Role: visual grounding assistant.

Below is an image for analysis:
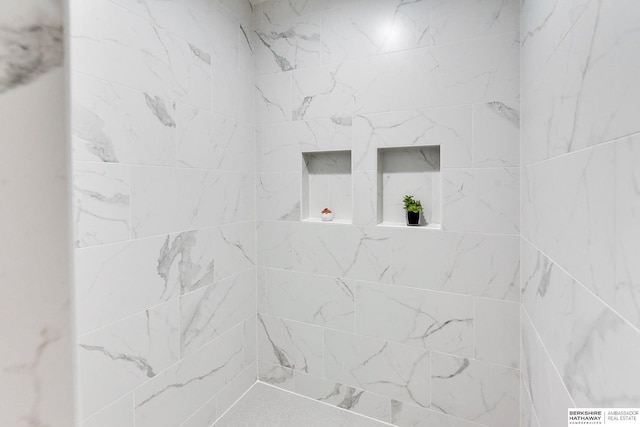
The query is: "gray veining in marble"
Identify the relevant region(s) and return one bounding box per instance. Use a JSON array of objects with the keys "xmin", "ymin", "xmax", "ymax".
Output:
[{"xmin": 0, "ymin": 24, "xmax": 63, "ymax": 93}]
